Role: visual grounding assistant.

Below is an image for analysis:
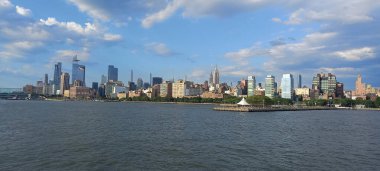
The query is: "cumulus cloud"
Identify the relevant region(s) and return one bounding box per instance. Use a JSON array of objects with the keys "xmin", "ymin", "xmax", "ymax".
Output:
[
  {"xmin": 0, "ymin": 0, "xmax": 12, "ymax": 8},
  {"xmin": 333, "ymin": 47, "xmax": 375, "ymax": 61},
  {"xmin": 15, "ymin": 5, "xmax": 31, "ymax": 16},
  {"xmin": 142, "ymin": 0, "xmax": 181, "ymax": 28},
  {"xmin": 40, "ymin": 17, "xmax": 98, "ymax": 35},
  {"xmin": 103, "ymin": 33, "xmax": 122, "ymax": 41},
  {"xmin": 145, "ymin": 42, "xmax": 176, "ymax": 57},
  {"xmin": 68, "ymin": 0, "xmax": 167, "ymax": 22},
  {"xmin": 279, "ymin": 0, "xmax": 380, "ymax": 25}
]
